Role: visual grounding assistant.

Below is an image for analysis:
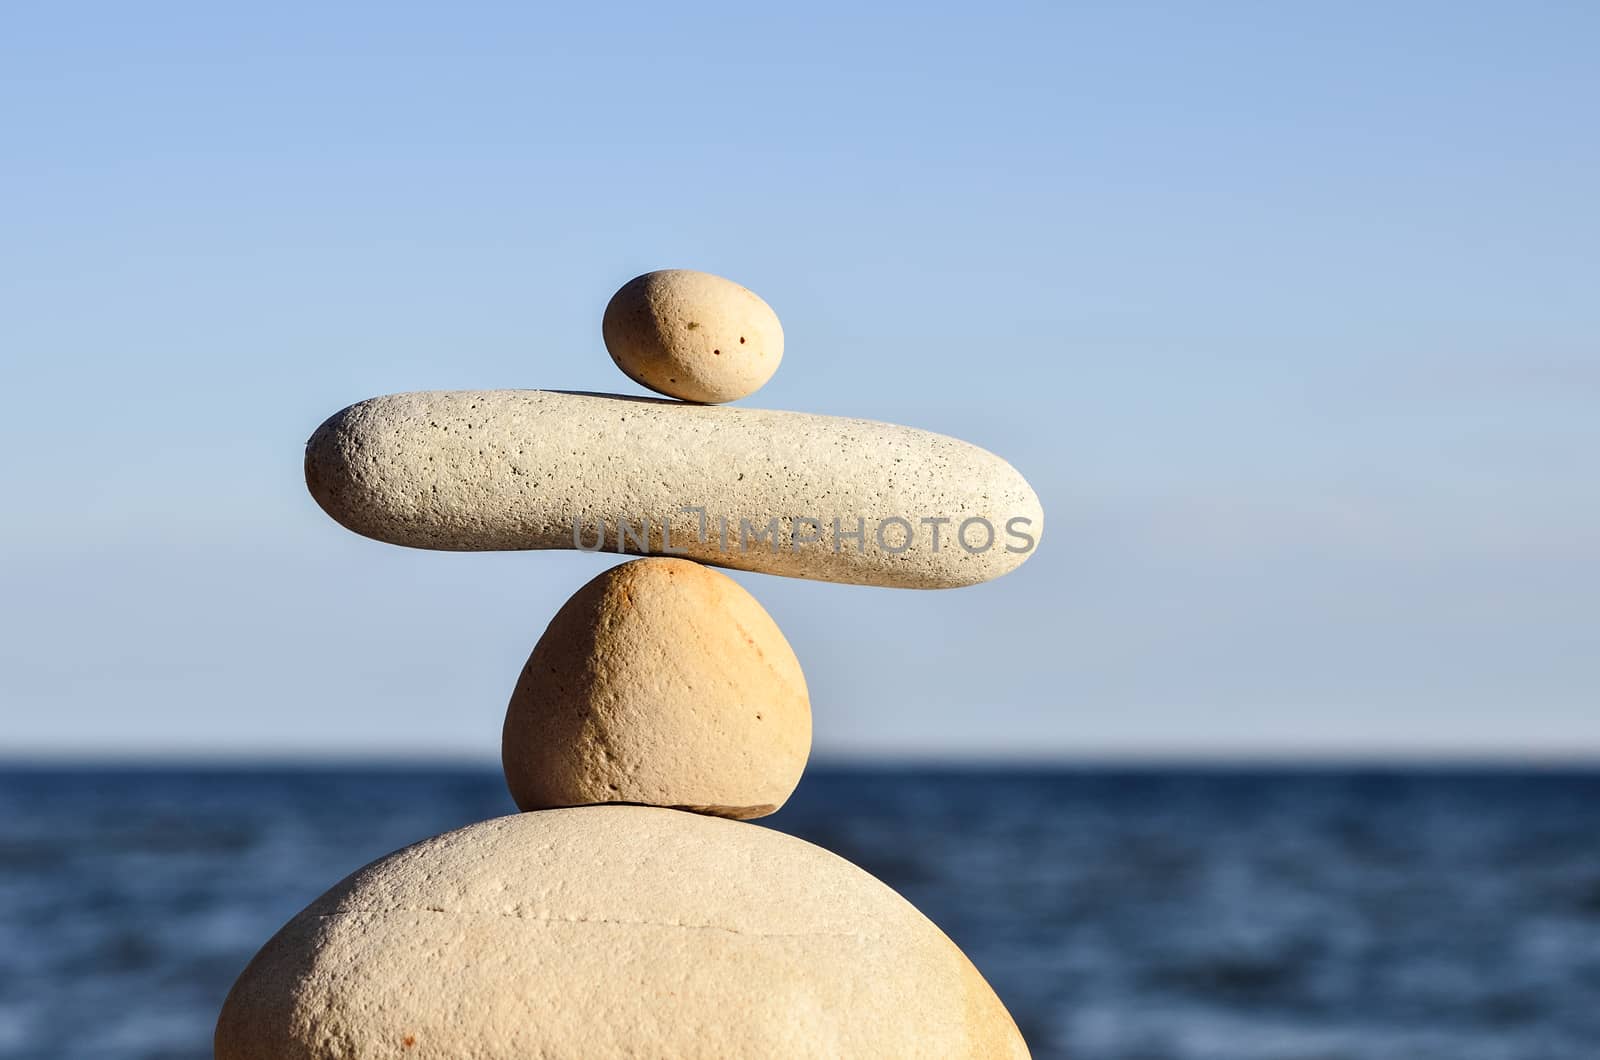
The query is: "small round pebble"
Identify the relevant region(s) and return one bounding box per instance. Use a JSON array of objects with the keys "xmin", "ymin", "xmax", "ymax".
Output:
[{"xmin": 602, "ymin": 269, "xmax": 784, "ymax": 403}]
